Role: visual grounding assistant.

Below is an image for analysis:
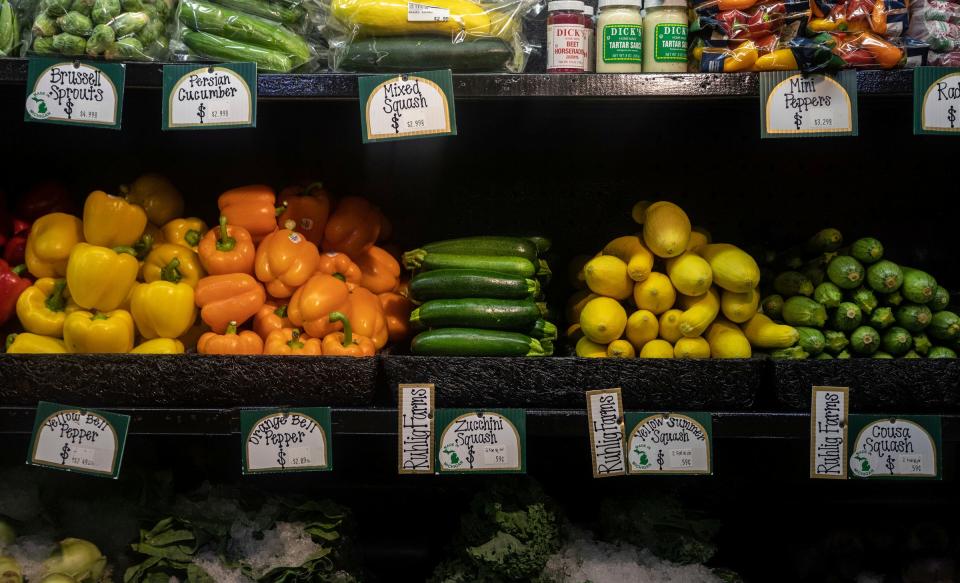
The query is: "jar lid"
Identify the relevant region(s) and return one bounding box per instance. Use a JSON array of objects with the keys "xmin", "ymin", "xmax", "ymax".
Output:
[
  {"xmin": 582, "ymin": 4, "xmax": 594, "ymax": 14},
  {"xmin": 599, "ymin": 0, "xmax": 641, "ymax": 7},
  {"xmin": 644, "ymin": 0, "xmax": 686, "ymax": 7},
  {"xmin": 548, "ymin": 0, "xmax": 585, "ymax": 10}
]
